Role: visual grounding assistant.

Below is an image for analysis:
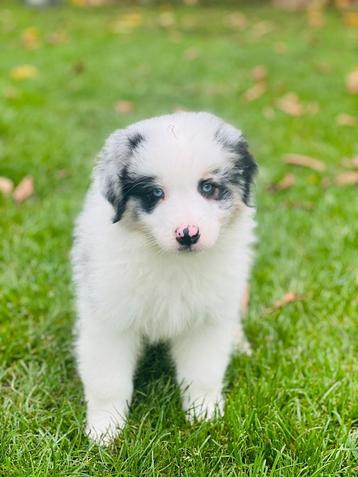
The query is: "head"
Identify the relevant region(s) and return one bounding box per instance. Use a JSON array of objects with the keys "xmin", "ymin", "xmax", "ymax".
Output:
[{"xmin": 97, "ymin": 112, "xmax": 257, "ymax": 253}]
